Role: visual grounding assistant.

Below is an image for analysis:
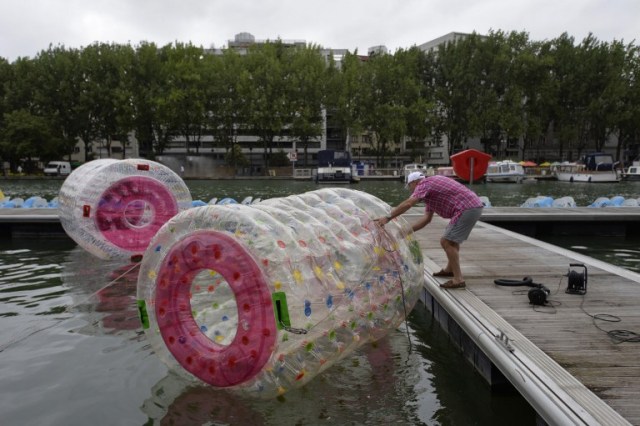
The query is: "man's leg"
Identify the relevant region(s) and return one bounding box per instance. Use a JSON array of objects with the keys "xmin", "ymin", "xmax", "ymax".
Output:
[{"xmin": 440, "ymin": 237, "xmax": 462, "ymax": 283}]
